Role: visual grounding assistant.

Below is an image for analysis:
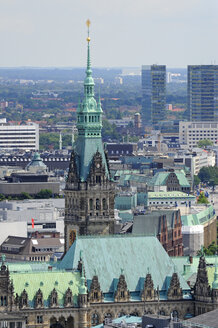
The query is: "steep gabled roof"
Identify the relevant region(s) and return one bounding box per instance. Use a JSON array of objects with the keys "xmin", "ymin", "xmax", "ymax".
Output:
[{"xmin": 59, "ymin": 235, "xmax": 190, "ymax": 293}]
